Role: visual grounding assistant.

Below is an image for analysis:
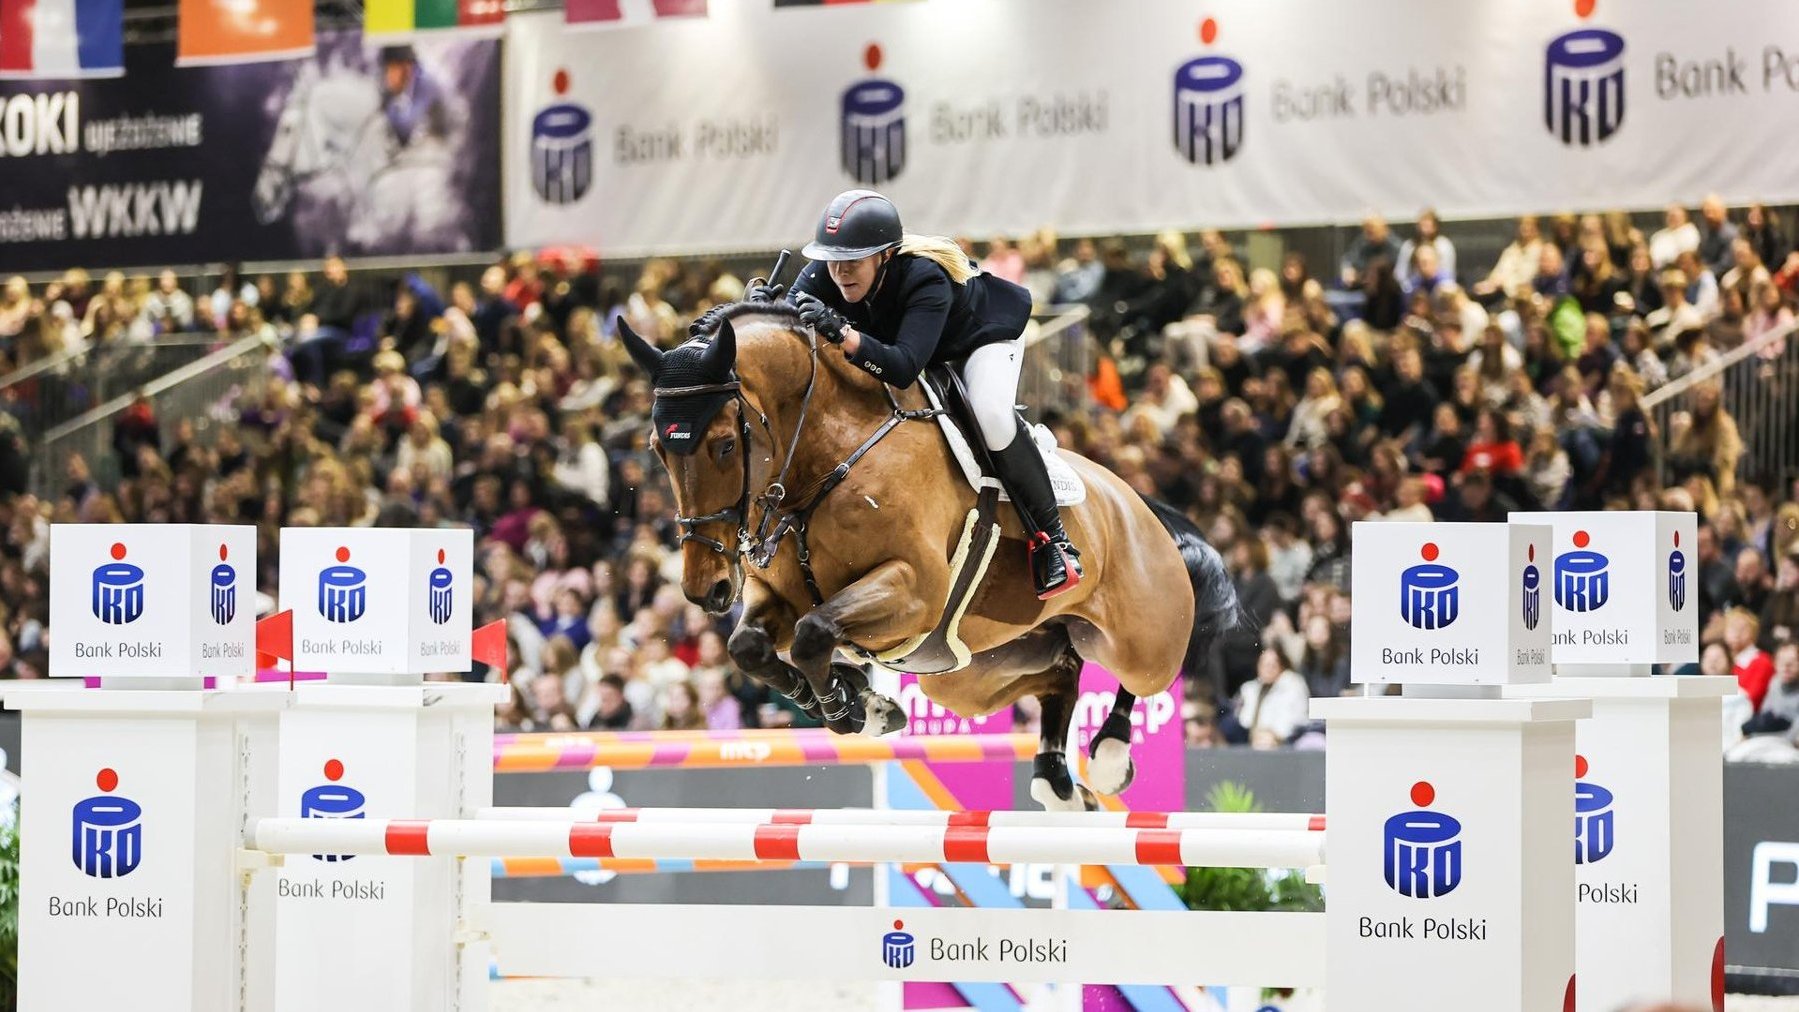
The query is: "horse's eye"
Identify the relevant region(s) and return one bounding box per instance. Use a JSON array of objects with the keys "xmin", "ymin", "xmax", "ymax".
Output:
[{"xmin": 718, "ymin": 438, "xmax": 736, "ymax": 459}]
